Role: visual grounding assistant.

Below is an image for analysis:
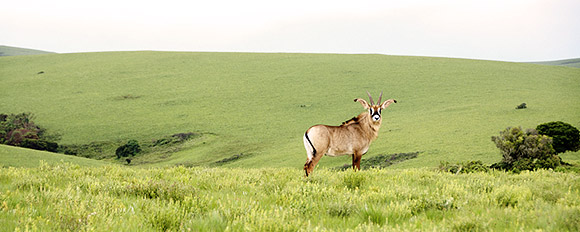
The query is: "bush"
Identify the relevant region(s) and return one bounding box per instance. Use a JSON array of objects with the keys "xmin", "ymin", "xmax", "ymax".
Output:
[
  {"xmin": 0, "ymin": 113, "xmax": 60, "ymax": 152},
  {"xmin": 20, "ymin": 139, "xmax": 59, "ymax": 152},
  {"xmin": 439, "ymin": 160, "xmax": 489, "ymax": 174},
  {"xmin": 491, "ymin": 127, "xmax": 560, "ymax": 172},
  {"xmin": 536, "ymin": 121, "xmax": 580, "ymax": 154},
  {"xmin": 115, "ymin": 140, "xmax": 141, "ymax": 159},
  {"xmin": 4, "ymin": 128, "xmax": 38, "ymax": 145}
]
